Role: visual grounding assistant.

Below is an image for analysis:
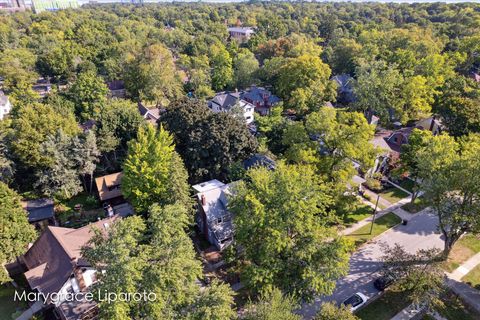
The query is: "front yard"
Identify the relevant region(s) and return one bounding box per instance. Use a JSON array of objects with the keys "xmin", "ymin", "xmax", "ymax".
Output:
[
  {"xmin": 462, "ymin": 264, "xmax": 480, "ymax": 290},
  {"xmin": 441, "ymin": 234, "xmax": 480, "ymax": 272},
  {"xmin": 0, "ymin": 284, "xmax": 27, "ymax": 319},
  {"xmin": 348, "ymin": 212, "xmax": 402, "ymax": 247},
  {"xmin": 357, "ymin": 288, "xmax": 479, "ymax": 320},
  {"xmin": 342, "ymin": 203, "xmax": 374, "ymax": 226},
  {"xmin": 378, "ymin": 186, "xmax": 410, "ymax": 204}
]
